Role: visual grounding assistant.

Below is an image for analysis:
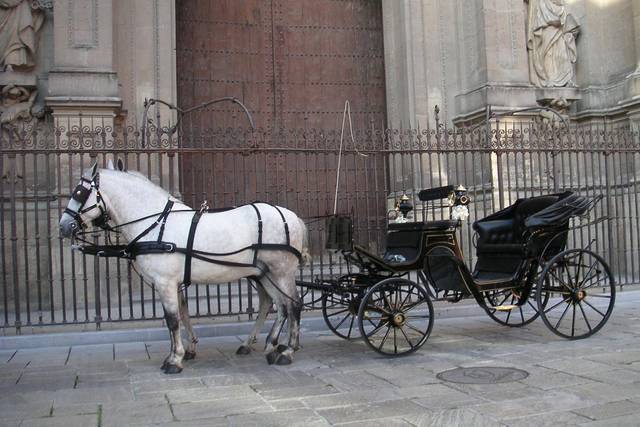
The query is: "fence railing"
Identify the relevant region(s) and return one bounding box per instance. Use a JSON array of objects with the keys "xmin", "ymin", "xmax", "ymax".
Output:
[{"xmin": 1, "ymin": 118, "xmax": 639, "ymax": 333}]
